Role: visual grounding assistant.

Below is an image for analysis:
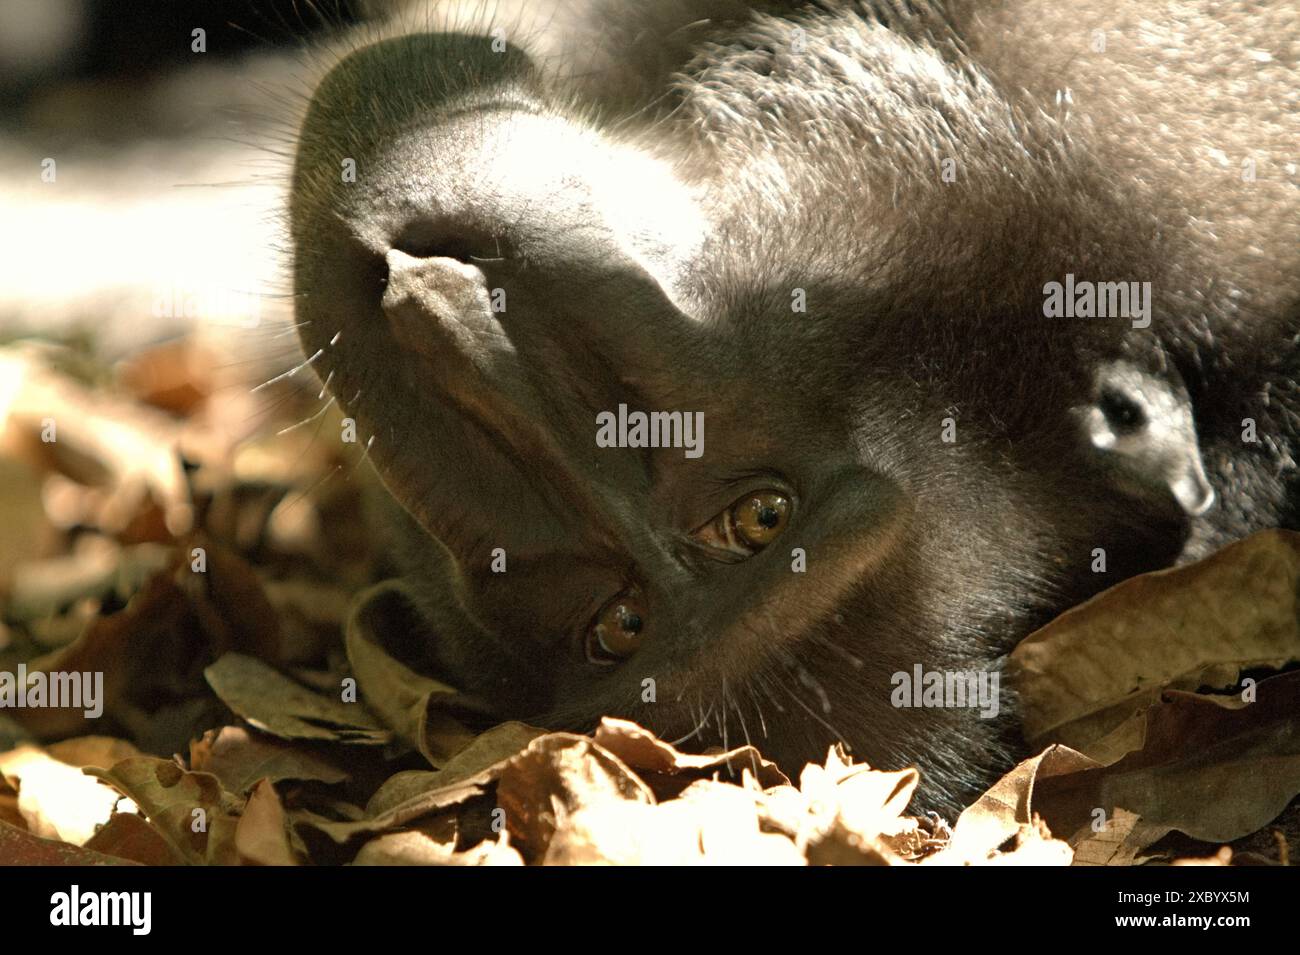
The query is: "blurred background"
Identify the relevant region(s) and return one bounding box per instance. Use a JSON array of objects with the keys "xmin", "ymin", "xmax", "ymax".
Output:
[
  {"xmin": 0, "ymin": 0, "xmax": 369, "ymax": 356},
  {"xmin": 0, "ymin": 0, "xmax": 388, "ymax": 753}
]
